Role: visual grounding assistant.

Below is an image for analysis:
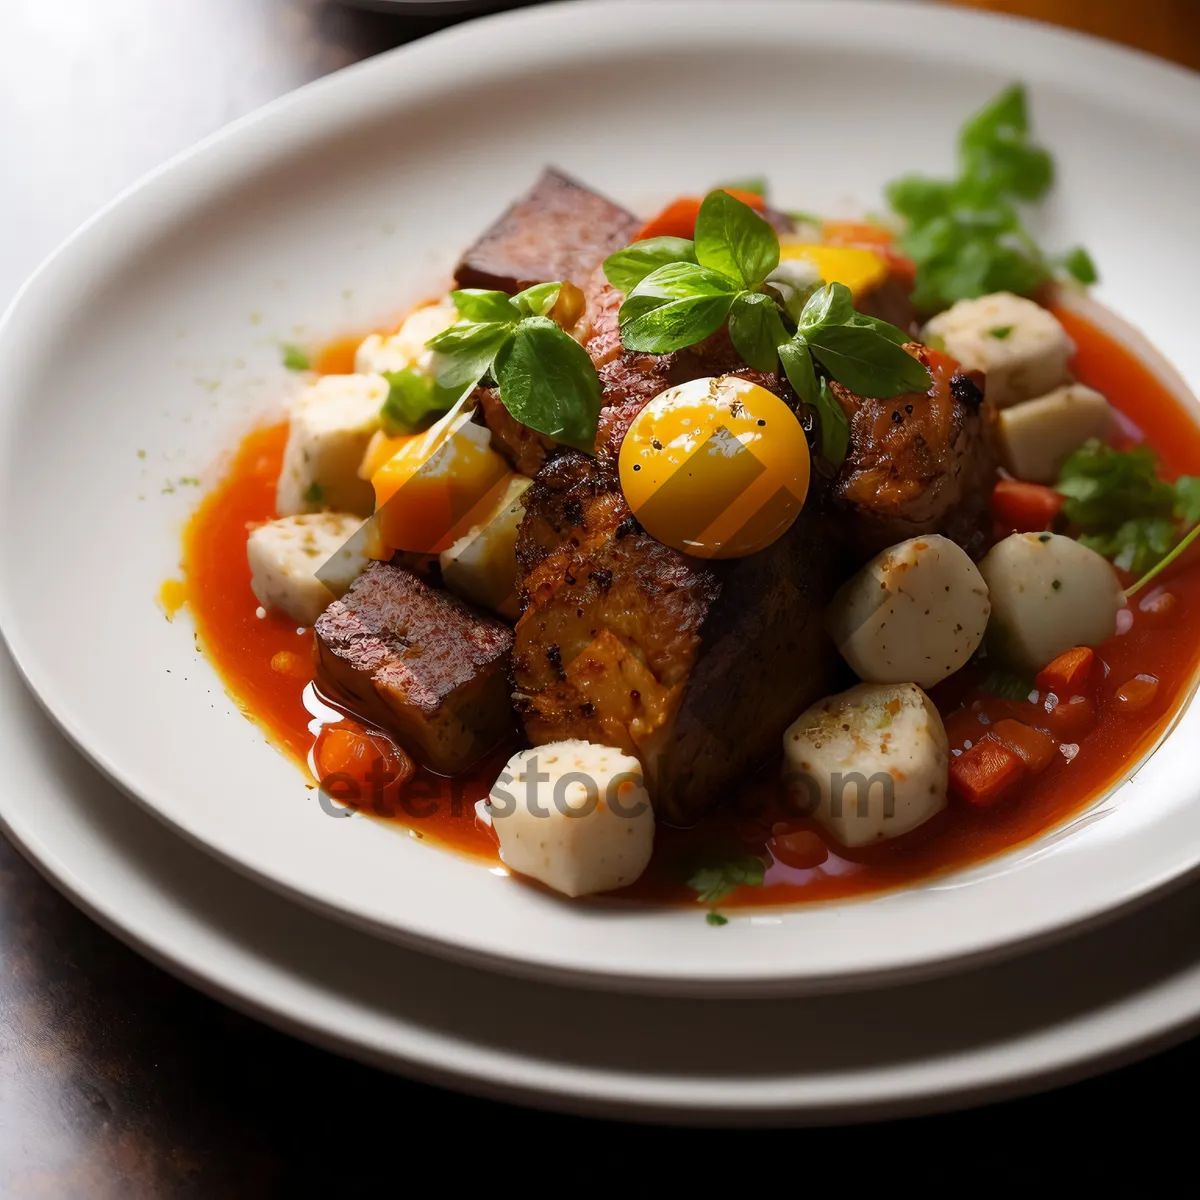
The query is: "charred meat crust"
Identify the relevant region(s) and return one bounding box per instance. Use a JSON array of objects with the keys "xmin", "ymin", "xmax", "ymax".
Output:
[
  {"xmin": 831, "ymin": 346, "xmax": 997, "ymax": 559},
  {"xmin": 315, "ymin": 562, "xmax": 514, "ymax": 774},
  {"xmin": 475, "ymin": 387, "xmax": 557, "ymax": 477},
  {"xmin": 512, "ymin": 449, "xmax": 845, "ymax": 822},
  {"xmin": 454, "ymin": 167, "xmax": 640, "ymax": 296}
]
